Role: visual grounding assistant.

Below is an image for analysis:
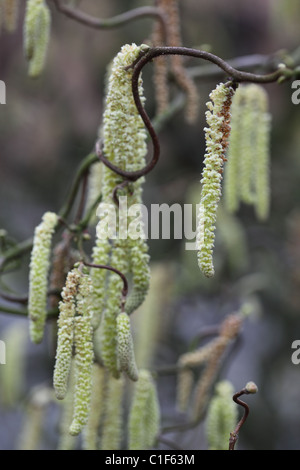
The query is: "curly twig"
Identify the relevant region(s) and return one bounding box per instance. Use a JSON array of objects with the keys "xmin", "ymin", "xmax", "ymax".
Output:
[
  {"xmin": 51, "ymin": 0, "xmax": 168, "ymax": 40},
  {"xmin": 229, "ymin": 382, "xmax": 258, "ymax": 450}
]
